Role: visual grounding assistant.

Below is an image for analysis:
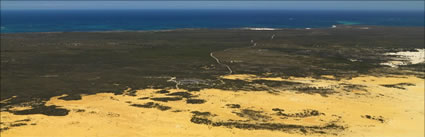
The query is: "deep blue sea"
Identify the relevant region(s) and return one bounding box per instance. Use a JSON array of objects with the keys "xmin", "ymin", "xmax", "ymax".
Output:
[{"xmin": 1, "ymin": 10, "xmax": 424, "ymax": 33}]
